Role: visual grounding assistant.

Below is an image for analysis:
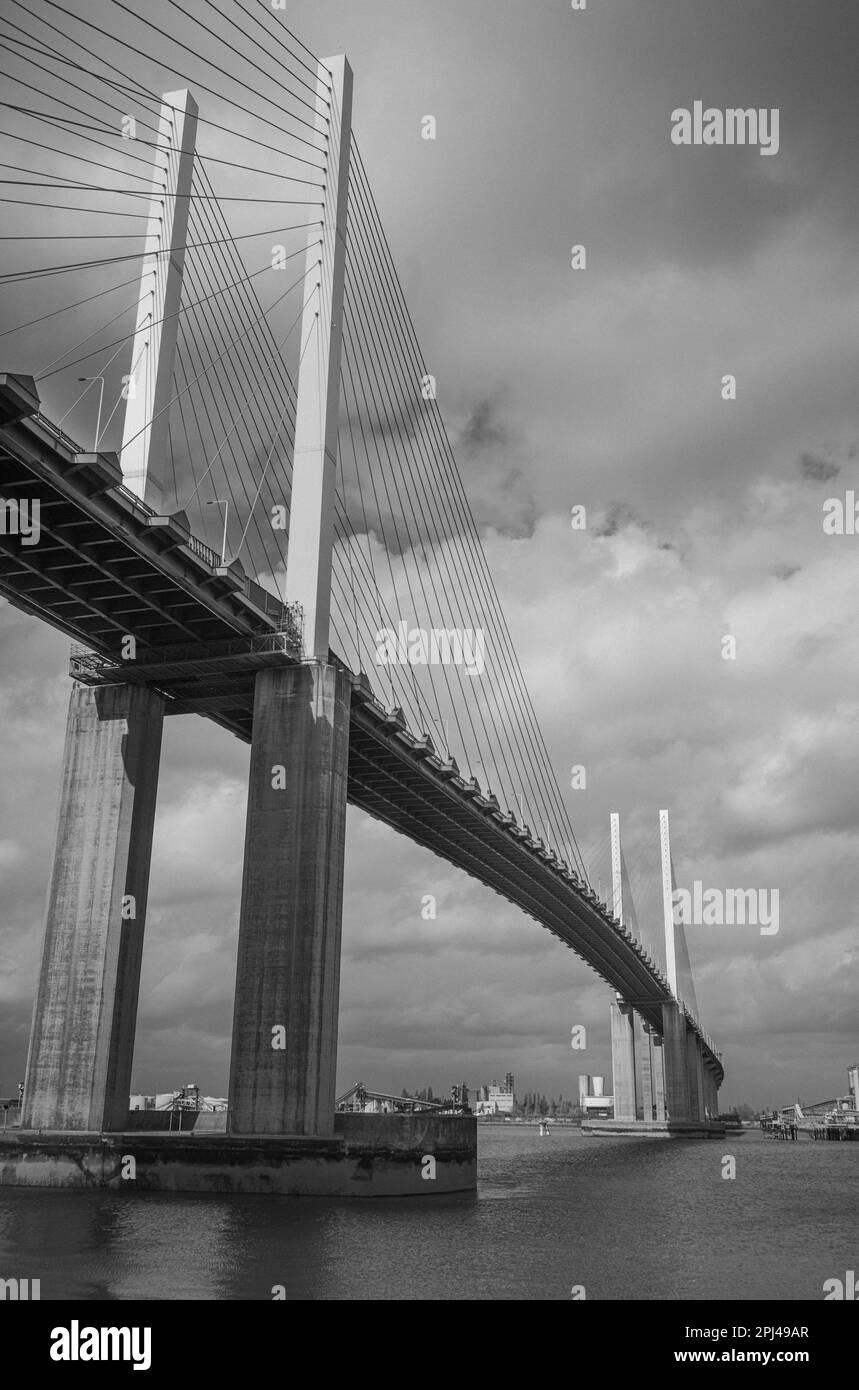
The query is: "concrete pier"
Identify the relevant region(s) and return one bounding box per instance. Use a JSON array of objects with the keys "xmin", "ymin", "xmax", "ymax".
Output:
[
  {"xmin": 0, "ymin": 1114, "xmax": 477, "ymax": 1197},
  {"xmin": 22, "ymin": 683, "xmax": 164, "ymax": 1132},
  {"xmin": 686, "ymin": 1031, "xmax": 707, "ymax": 1122},
  {"xmin": 661, "ymin": 1000, "xmax": 692, "ymax": 1123},
  {"xmin": 639, "ymin": 1018, "xmax": 655, "ymax": 1120},
  {"xmin": 639, "ymin": 1023, "xmax": 667, "ymax": 1122},
  {"xmin": 581, "ymin": 1117, "xmax": 724, "ymax": 1138},
  {"xmin": 610, "ymin": 999, "xmax": 637, "ymax": 1121},
  {"xmin": 703, "ymin": 1060, "xmax": 720, "ymax": 1119},
  {"xmin": 652, "ymin": 1032, "xmax": 667, "ymax": 1122},
  {"xmin": 228, "ymin": 661, "xmax": 350, "ymax": 1137},
  {"xmin": 583, "ymin": 1002, "xmax": 723, "ymax": 1136}
]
